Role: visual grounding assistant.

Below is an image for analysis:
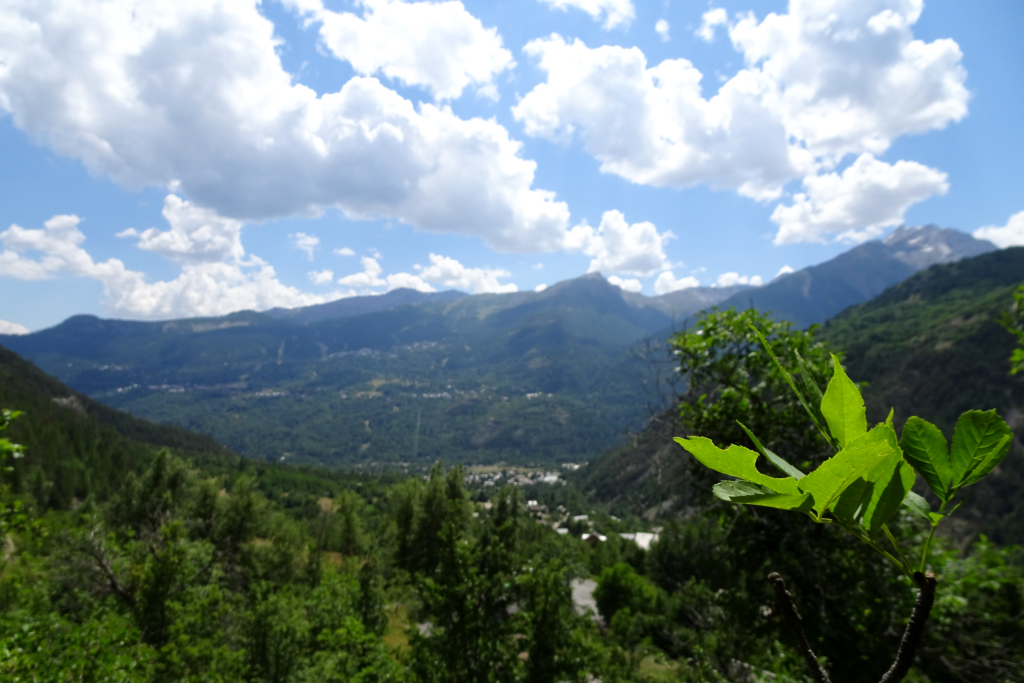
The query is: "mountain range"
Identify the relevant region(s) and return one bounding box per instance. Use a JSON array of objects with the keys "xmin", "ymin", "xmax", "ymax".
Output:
[
  {"xmin": 706, "ymin": 225, "xmax": 996, "ymax": 328},
  {"xmin": 0, "ymin": 225, "xmax": 996, "ymax": 468}
]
